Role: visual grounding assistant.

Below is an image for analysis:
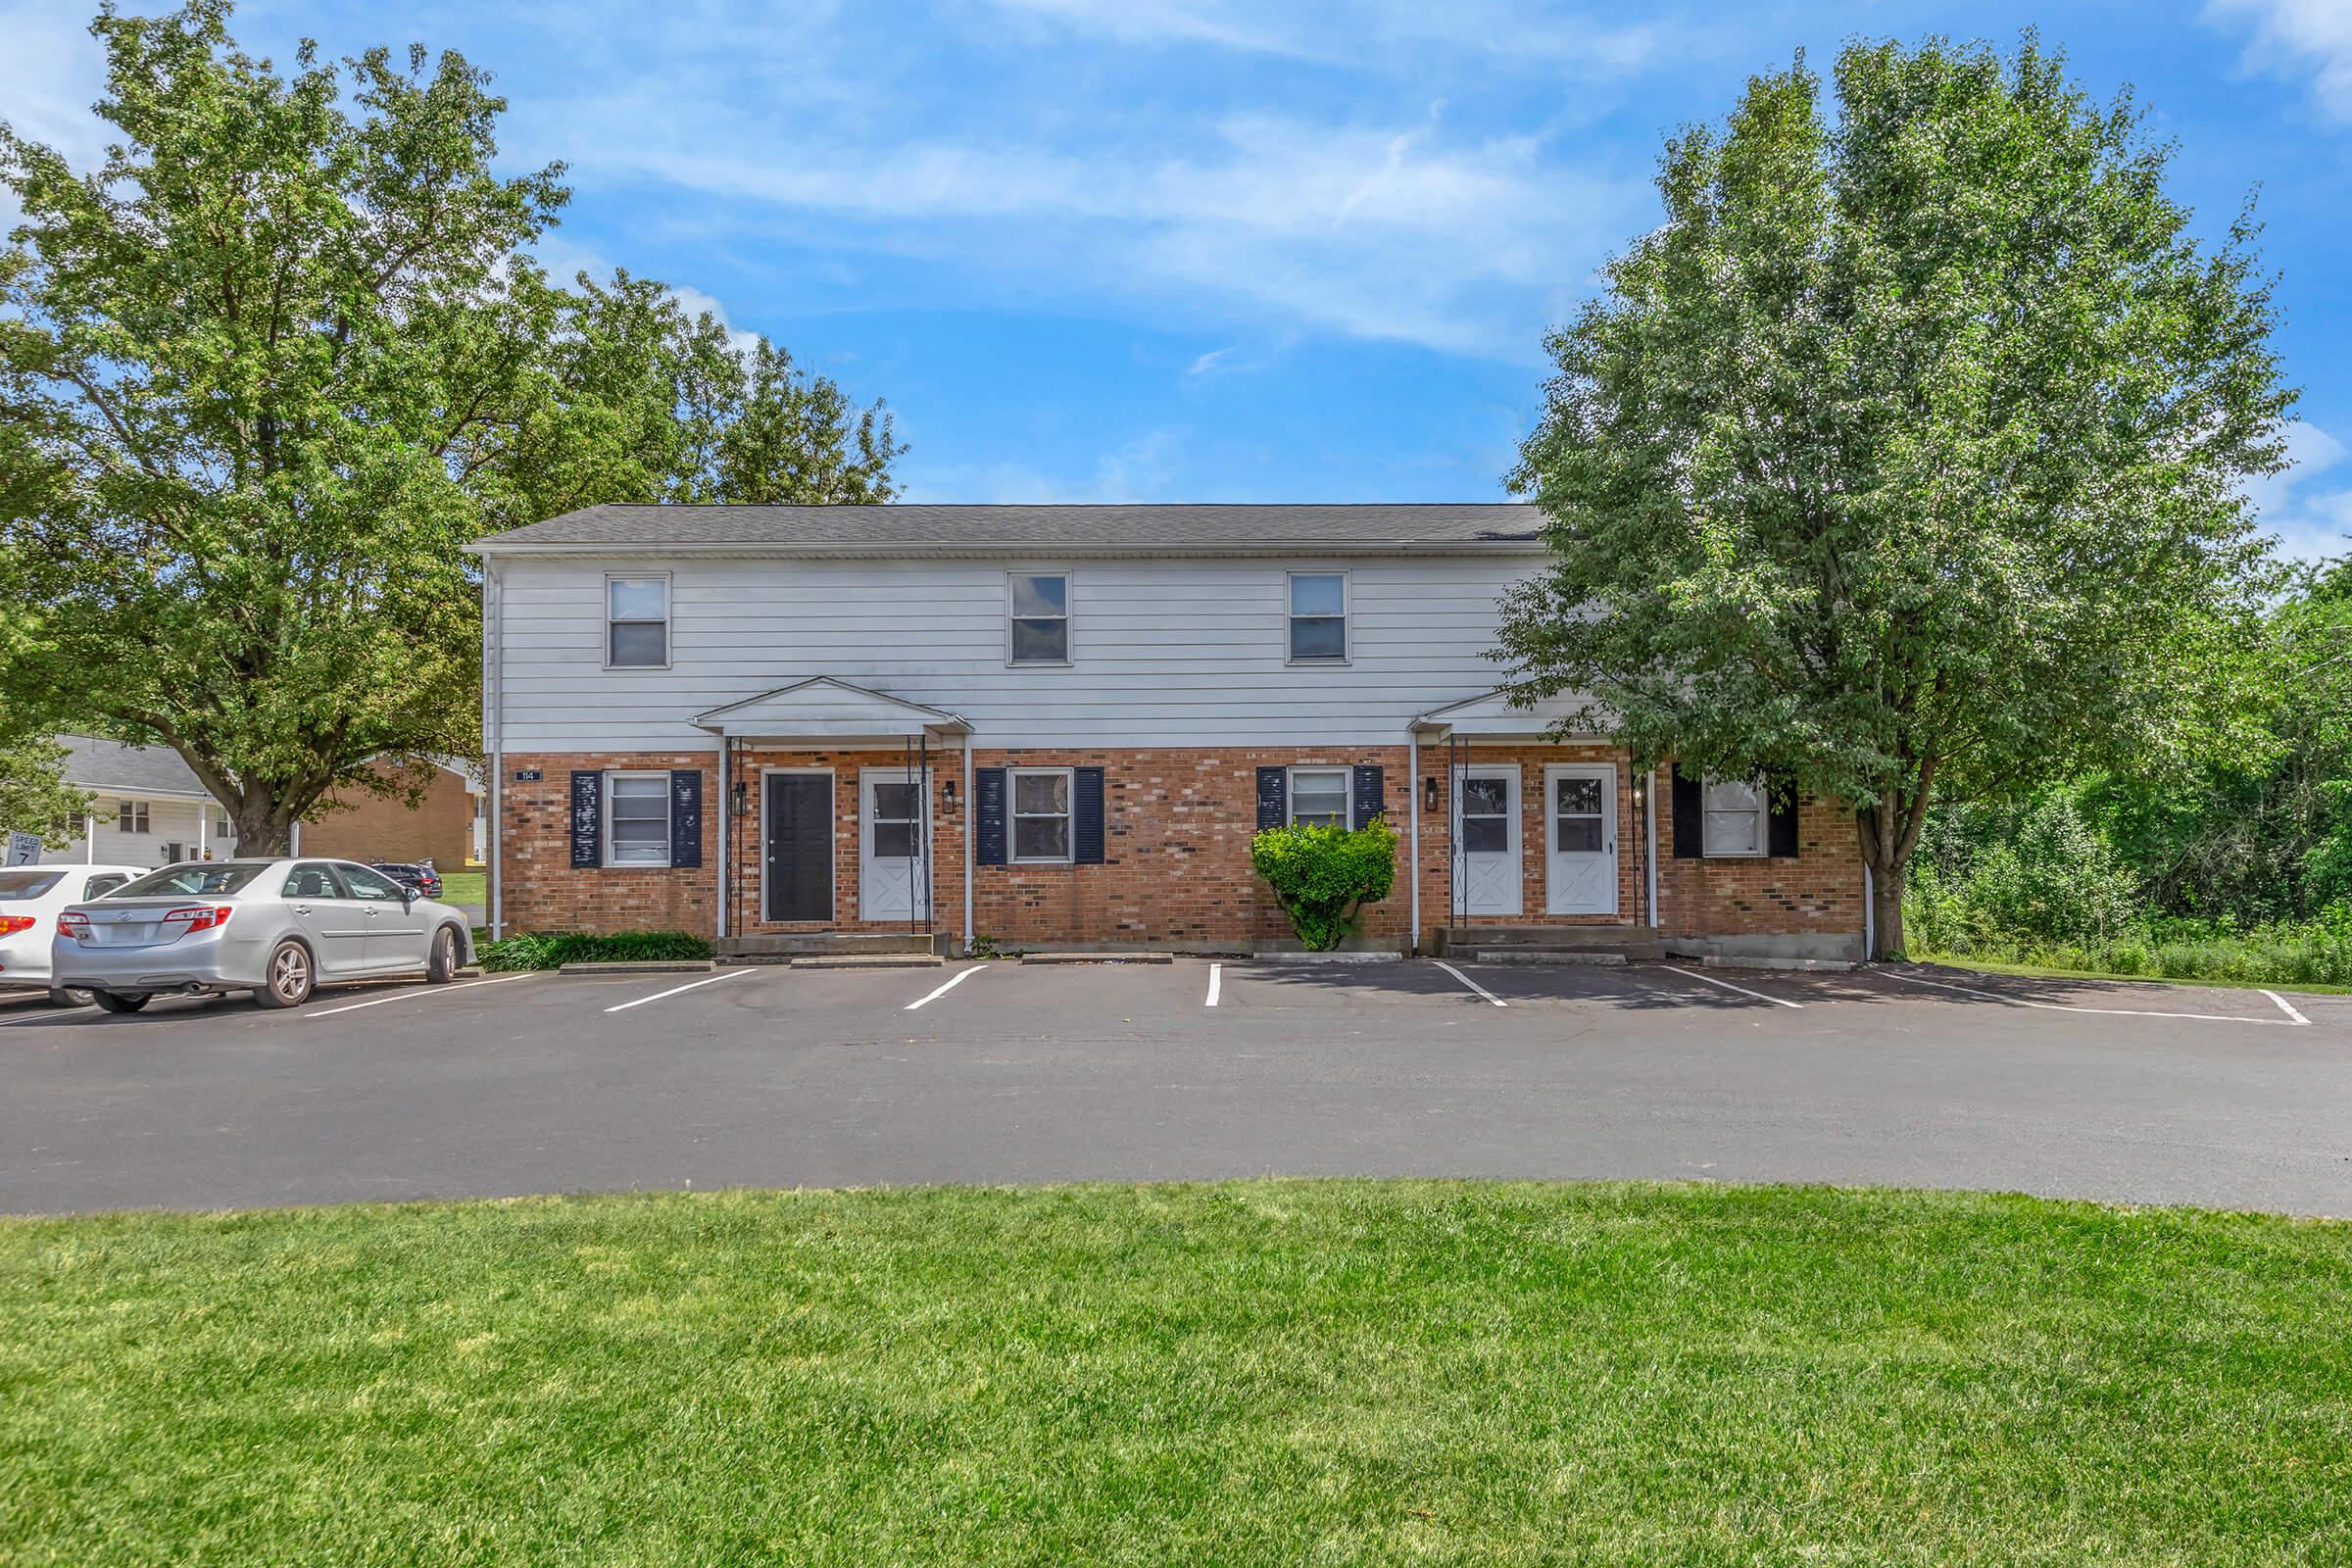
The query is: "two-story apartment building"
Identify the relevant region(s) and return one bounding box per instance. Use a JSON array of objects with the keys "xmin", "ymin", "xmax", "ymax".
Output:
[{"xmin": 471, "ymin": 504, "xmax": 1866, "ymax": 959}]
